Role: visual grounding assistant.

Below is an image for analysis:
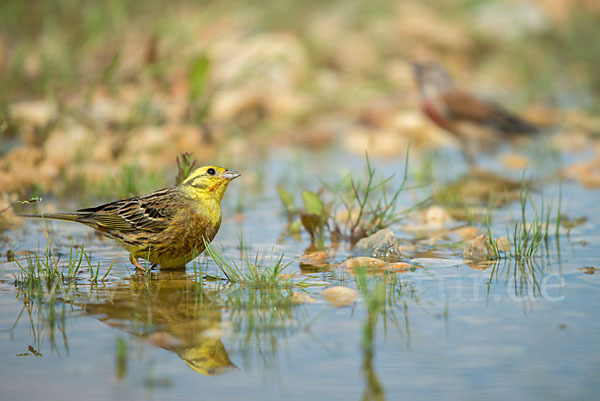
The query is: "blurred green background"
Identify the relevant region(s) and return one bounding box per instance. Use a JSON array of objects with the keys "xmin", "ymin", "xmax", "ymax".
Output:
[{"xmin": 1, "ymin": 0, "xmax": 599, "ymax": 200}]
